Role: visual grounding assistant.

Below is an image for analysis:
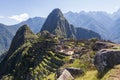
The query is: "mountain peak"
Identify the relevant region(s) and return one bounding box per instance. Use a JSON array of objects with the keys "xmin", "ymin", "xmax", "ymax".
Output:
[
  {"xmin": 41, "ymin": 8, "xmax": 76, "ymax": 38},
  {"xmin": 48, "ymin": 8, "xmax": 64, "ymax": 20},
  {"xmin": 17, "ymin": 24, "xmax": 30, "ymax": 32},
  {"xmin": 51, "ymin": 8, "xmax": 63, "ymax": 16},
  {"xmin": 8, "ymin": 24, "xmax": 37, "ymax": 55}
]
